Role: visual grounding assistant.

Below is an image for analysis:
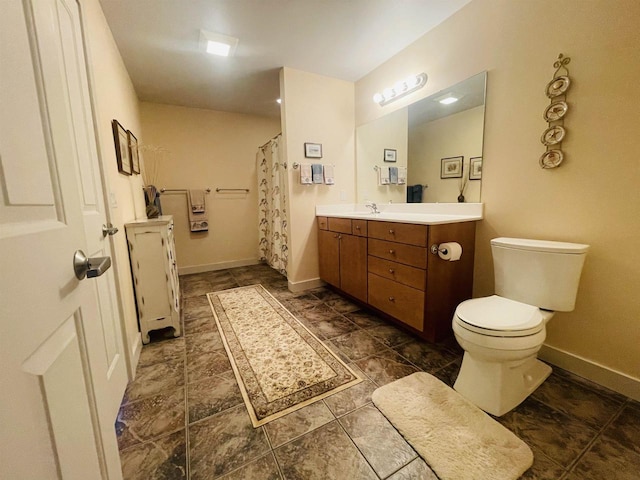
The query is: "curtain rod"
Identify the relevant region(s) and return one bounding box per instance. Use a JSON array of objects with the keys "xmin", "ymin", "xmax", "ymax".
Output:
[{"xmin": 259, "ymin": 133, "xmax": 282, "ymax": 150}]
